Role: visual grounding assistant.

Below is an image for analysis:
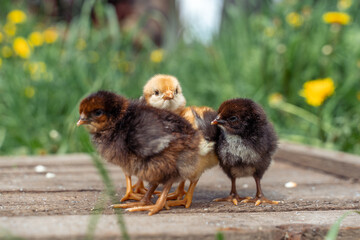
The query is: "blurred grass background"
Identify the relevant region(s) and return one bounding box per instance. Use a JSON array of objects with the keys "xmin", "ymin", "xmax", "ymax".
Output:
[{"xmin": 0, "ymin": 0, "xmax": 359, "ymax": 156}]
